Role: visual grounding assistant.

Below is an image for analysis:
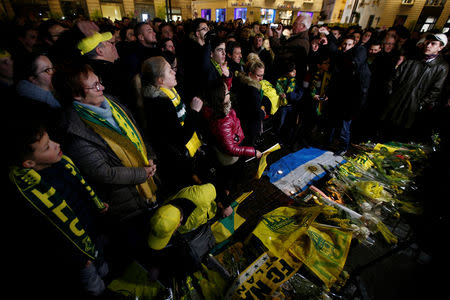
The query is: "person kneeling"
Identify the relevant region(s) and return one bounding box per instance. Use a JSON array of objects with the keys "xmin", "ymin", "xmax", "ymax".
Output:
[{"xmin": 141, "ymin": 183, "xmax": 232, "ymax": 284}]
